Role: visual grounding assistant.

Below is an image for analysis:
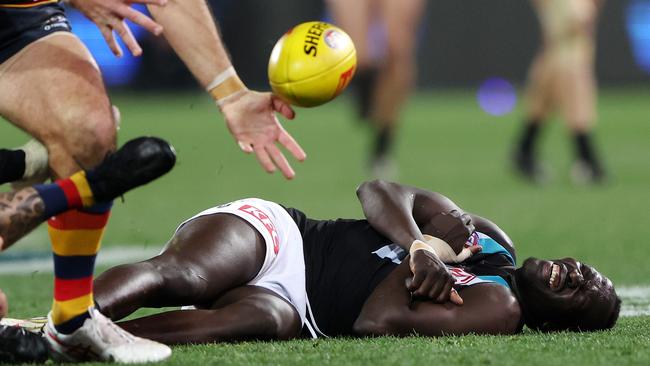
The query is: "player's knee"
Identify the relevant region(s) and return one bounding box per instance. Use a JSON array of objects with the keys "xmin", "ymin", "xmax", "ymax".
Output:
[
  {"xmin": 61, "ymin": 108, "xmax": 117, "ymax": 166},
  {"xmin": 82, "ymin": 111, "xmax": 116, "ymax": 159},
  {"xmin": 267, "ymin": 303, "xmax": 300, "ymax": 339},
  {"xmin": 252, "ymin": 296, "xmax": 300, "ymax": 340},
  {"xmin": 152, "ymin": 260, "xmax": 208, "ymax": 300}
]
